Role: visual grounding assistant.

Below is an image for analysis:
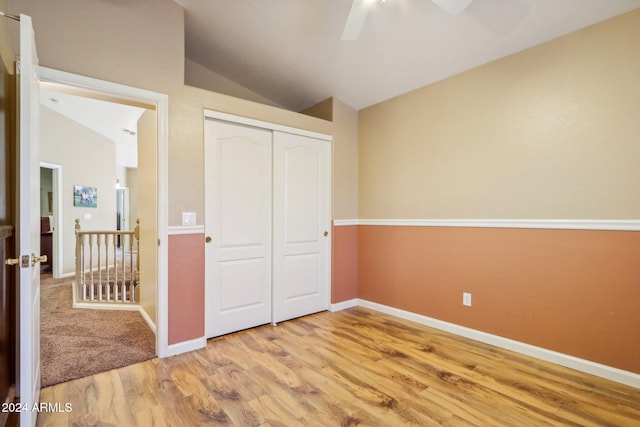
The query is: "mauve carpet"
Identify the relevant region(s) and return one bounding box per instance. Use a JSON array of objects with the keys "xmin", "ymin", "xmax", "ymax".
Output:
[{"xmin": 40, "ymin": 275, "xmax": 156, "ymax": 387}]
